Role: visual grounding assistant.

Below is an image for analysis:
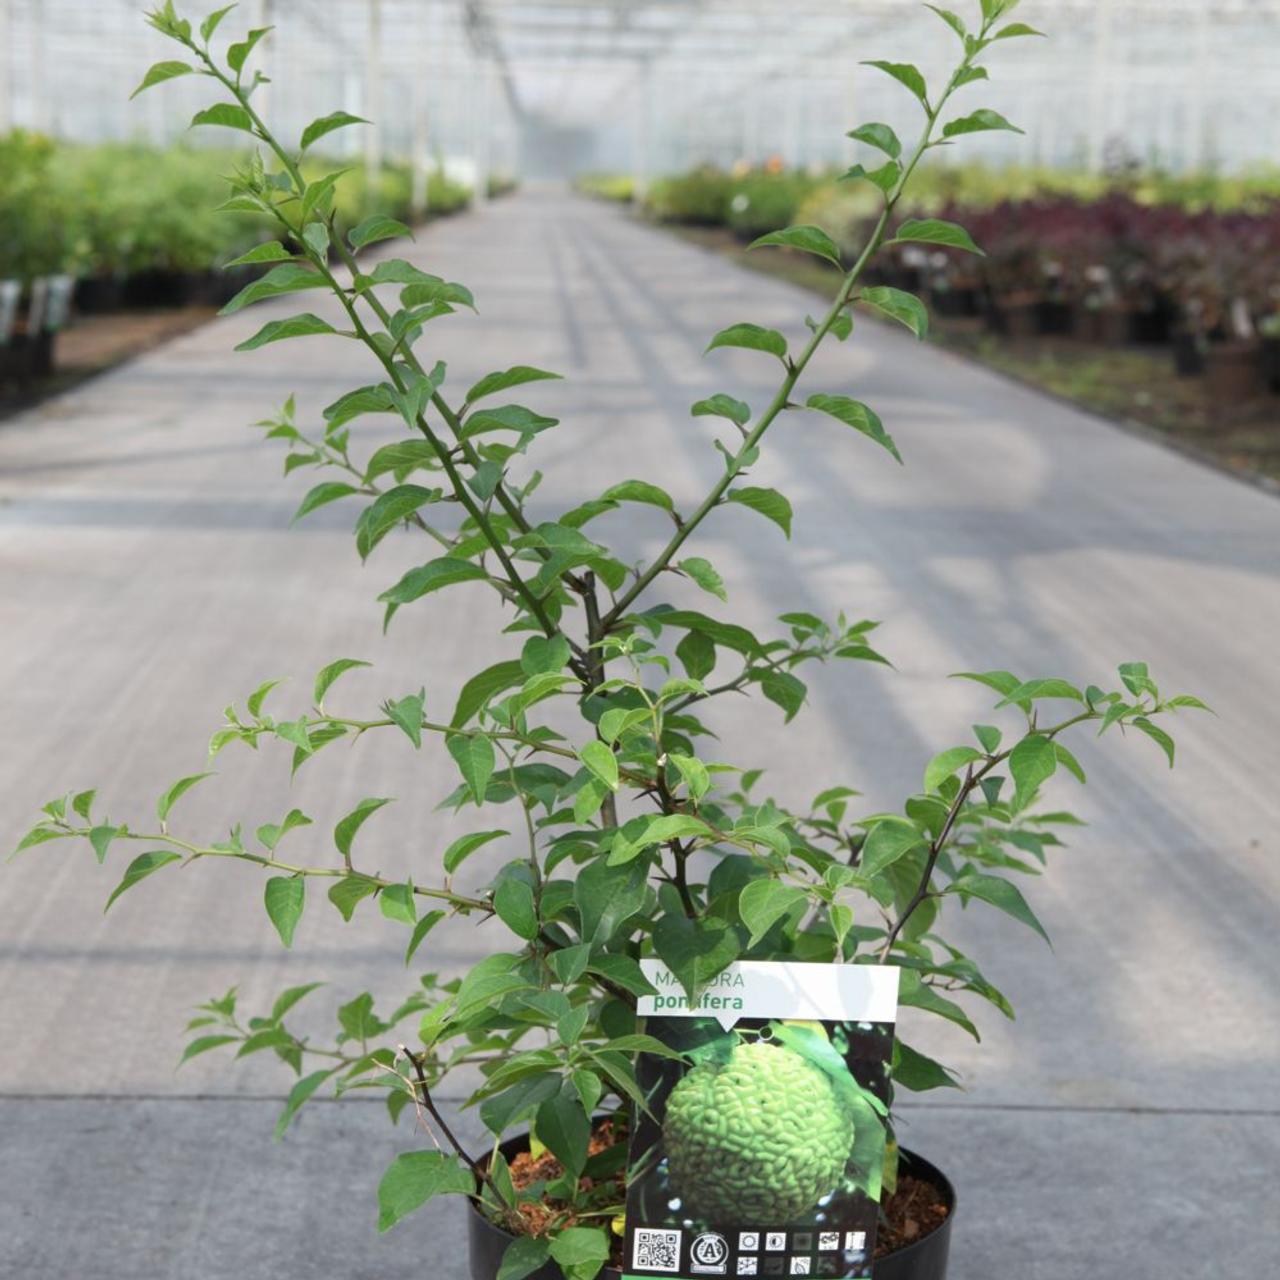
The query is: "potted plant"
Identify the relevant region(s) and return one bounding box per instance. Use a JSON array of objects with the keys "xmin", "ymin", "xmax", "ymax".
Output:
[{"xmin": 12, "ymin": 4, "xmax": 1208, "ymax": 1279}]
